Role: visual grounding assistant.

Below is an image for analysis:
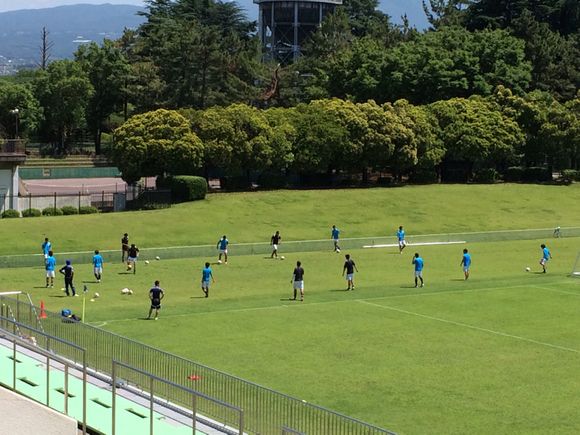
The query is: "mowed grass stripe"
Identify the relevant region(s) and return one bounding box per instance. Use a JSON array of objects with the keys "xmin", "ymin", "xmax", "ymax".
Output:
[{"xmin": 357, "ymin": 299, "xmax": 580, "ymax": 354}]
